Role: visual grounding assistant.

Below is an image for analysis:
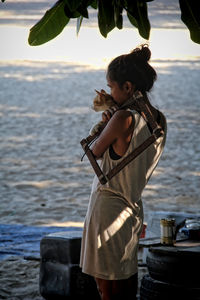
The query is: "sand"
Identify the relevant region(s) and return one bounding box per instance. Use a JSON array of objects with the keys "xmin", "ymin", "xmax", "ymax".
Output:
[{"xmin": 1, "ymin": 60, "xmax": 199, "ymax": 227}]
